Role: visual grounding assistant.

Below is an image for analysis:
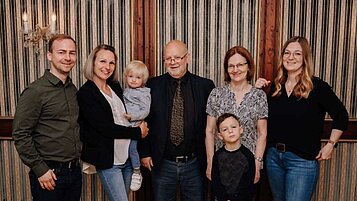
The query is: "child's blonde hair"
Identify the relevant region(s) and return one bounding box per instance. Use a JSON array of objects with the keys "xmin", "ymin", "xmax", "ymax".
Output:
[{"xmin": 124, "ymin": 60, "xmax": 149, "ymax": 86}]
